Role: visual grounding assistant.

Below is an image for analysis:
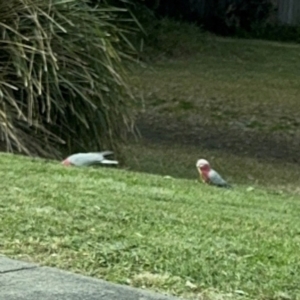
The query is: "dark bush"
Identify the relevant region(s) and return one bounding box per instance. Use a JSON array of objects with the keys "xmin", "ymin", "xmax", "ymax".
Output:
[
  {"xmin": 207, "ymin": 0, "xmax": 276, "ymax": 35},
  {"xmin": 134, "ymin": 0, "xmax": 276, "ymax": 36},
  {"xmin": 0, "ymin": 0, "xmax": 141, "ymax": 159}
]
